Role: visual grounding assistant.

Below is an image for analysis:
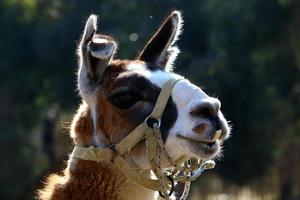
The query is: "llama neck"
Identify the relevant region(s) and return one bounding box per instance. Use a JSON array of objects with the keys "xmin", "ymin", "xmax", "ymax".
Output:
[{"xmin": 67, "ymin": 158, "xmax": 156, "ymax": 200}]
